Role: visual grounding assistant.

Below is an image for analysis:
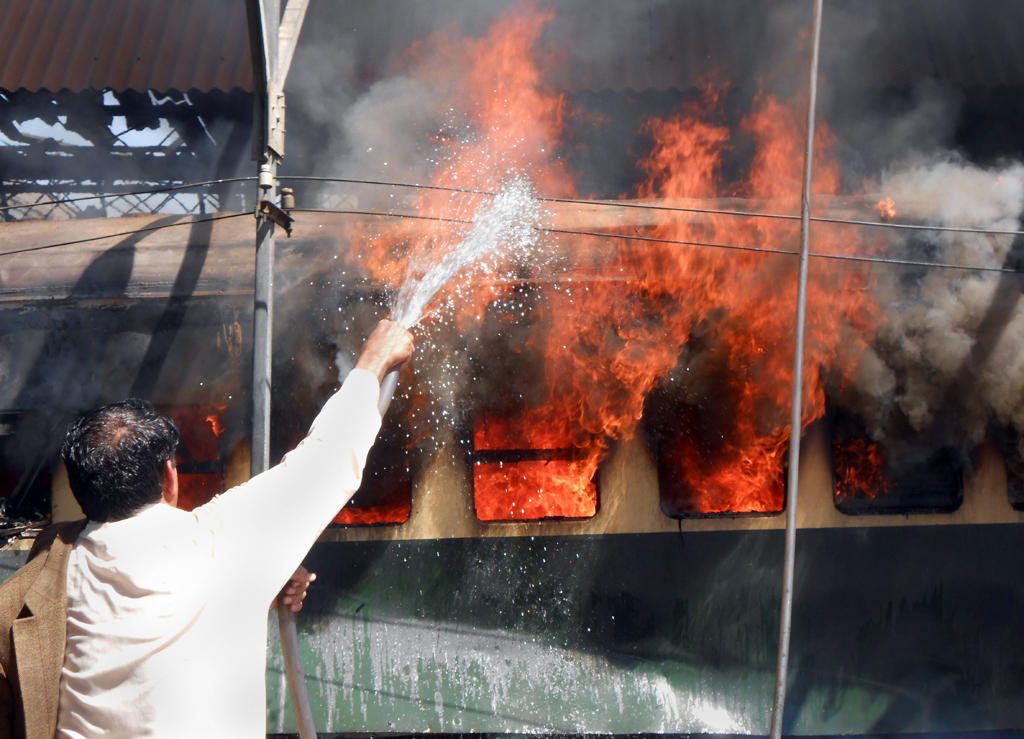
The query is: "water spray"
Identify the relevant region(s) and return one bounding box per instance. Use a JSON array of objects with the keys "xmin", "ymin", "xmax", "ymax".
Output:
[{"xmin": 371, "ymin": 177, "xmax": 545, "ymax": 415}]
